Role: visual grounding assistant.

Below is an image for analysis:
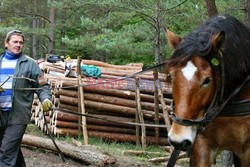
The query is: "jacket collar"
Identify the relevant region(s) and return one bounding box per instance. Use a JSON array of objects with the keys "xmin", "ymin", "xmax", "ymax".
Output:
[{"xmin": 0, "ymin": 52, "xmax": 28, "ymax": 62}]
